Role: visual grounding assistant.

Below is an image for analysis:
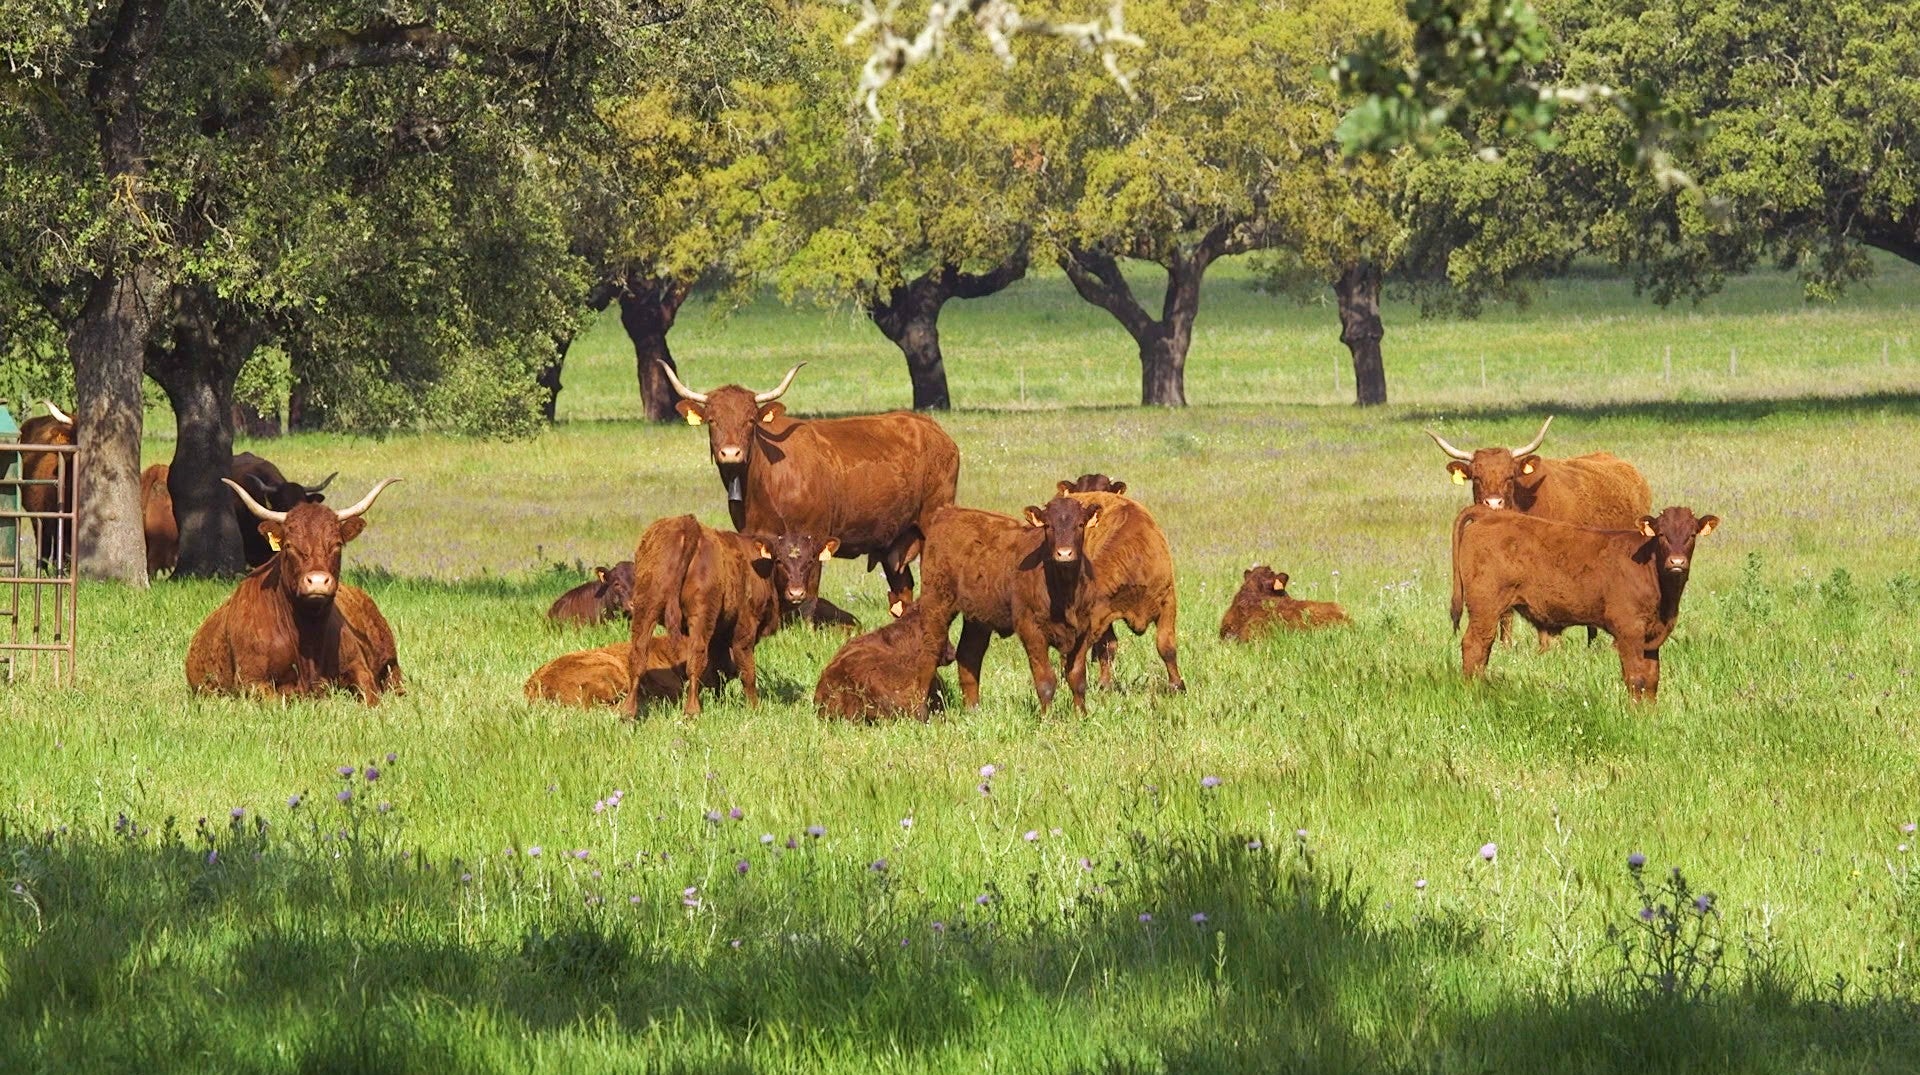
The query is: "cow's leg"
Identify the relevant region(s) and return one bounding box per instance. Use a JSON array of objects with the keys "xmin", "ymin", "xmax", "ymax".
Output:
[
  {"xmin": 680, "ymin": 612, "xmax": 718, "ymax": 717},
  {"xmin": 880, "ymin": 531, "xmax": 923, "ymax": 613},
  {"xmin": 1153, "ymin": 606, "xmax": 1184, "ymax": 691},
  {"xmin": 1535, "ymin": 624, "xmax": 1564, "ymax": 652},
  {"xmin": 954, "ymin": 619, "xmax": 992, "ymax": 708},
  {"xmin": 732, "ymin": 634, "xmax": 760, "ymax": 707},
  {"xmin": 1091, "ymin": 625, "xmax": 1119, "ymax": 690},
  {"xmin": 1064, "ymin": 637, "xmax": 1092, "ymax": 713},
  {"xmin": 620, "ymin": 638, "xmax": 648, "ymax": 720},
  {"xmin": 1461, "ymin": 609, "xmax": 1498, "ymax": 678},
  {"xmin": 1016, "ymin": 624, "xmax": 1059, "ymax": 713},
  {"xmin": 1617, "ymin": 641, "xmax": 1661, "ymax": 702}
]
